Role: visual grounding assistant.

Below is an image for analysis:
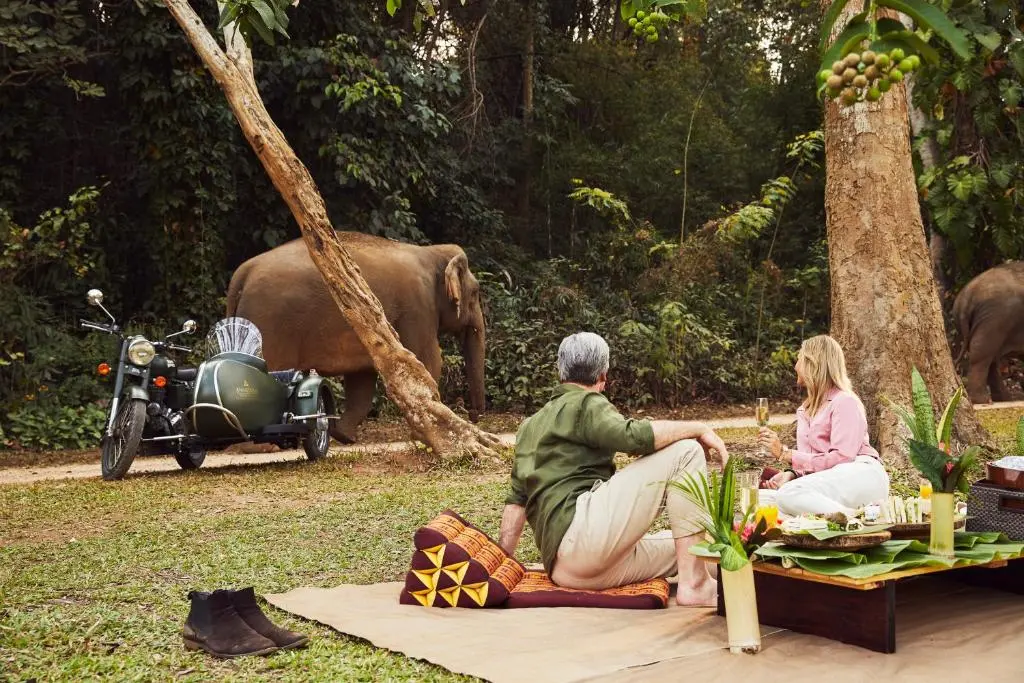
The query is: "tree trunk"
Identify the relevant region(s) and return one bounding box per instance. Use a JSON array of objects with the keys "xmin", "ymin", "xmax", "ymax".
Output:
[
  {"xmin": 165, "ymin": 0, "xmax": 502, "ymax": 460},
  {"xmin": 515, "ymin": 0, "xmax": 536, "ymax": 250},
  {"xmin": 820, "ymin": 1, "xmax": 987, "ymax": 463}
]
